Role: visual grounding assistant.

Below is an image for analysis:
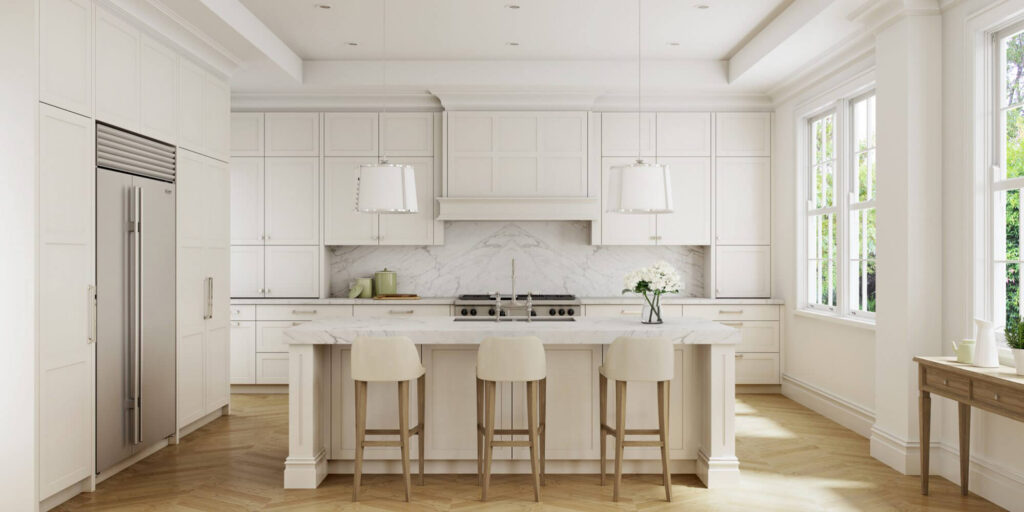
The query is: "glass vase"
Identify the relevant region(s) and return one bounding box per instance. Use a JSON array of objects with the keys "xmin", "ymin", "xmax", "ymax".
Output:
[{"xmin": 641, "ymin": 293, "xmax": 663, "ymax": 324}]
